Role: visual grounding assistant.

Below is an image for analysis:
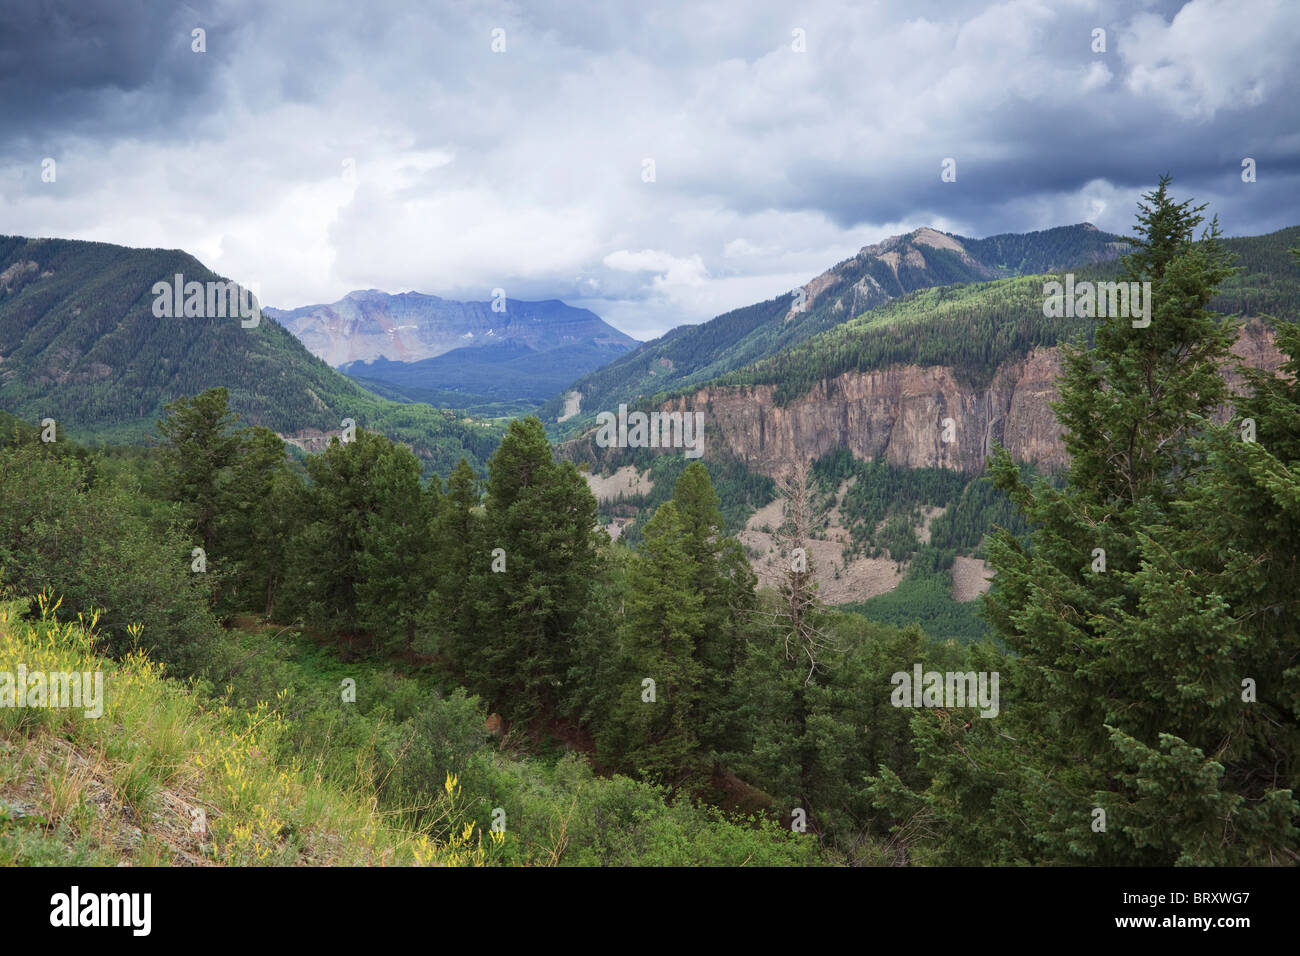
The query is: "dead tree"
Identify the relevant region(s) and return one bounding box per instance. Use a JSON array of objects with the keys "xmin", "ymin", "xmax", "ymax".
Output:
[{"xmin": 763, "ymin": 458, "xmax": 836, "ymax": 685}]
